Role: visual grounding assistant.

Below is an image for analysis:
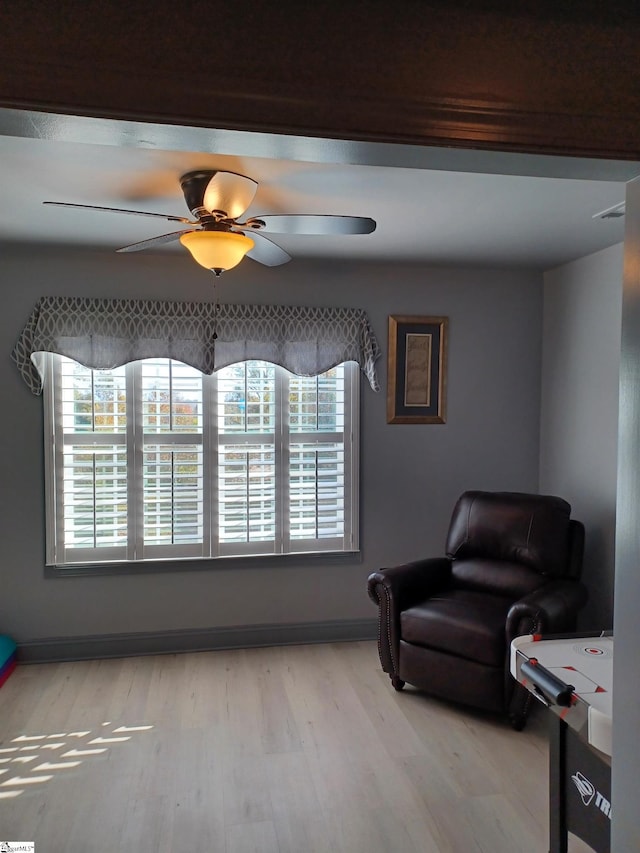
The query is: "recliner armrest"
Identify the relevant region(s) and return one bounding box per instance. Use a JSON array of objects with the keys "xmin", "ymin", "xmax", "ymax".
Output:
[
  {"xmin": 367, "ymin": 557, "xmax": 452, "ymax": 678},
  {"xmin": 506, "ymin": 579, "xmax": 589, "ymax": 643},
  {"xmin": 367, "ymin": 557, "xmax": 452, "ymax": 611}
]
